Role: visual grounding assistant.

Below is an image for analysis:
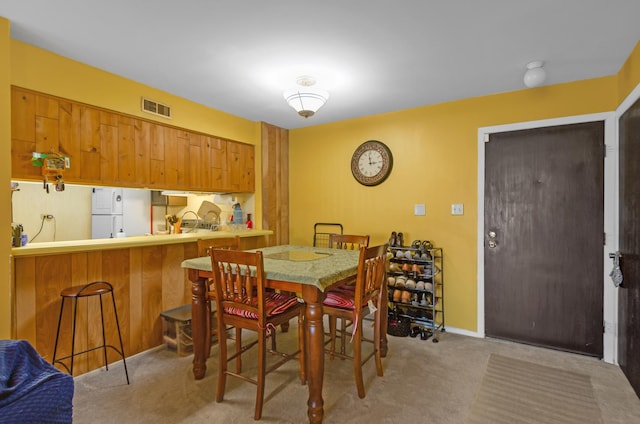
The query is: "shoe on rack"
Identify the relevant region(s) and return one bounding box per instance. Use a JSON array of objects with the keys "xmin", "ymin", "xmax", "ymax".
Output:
[
  {"xmin": 420, "ymin": 328, "xmax": 431, "ymax": 341},
  {"xmin": 389, "ymin": 231, "xmax": 397, "ymax": 247},
  {"xmin": 397, "ymin": 232, "xmax": 404, "ymax": 247}
]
